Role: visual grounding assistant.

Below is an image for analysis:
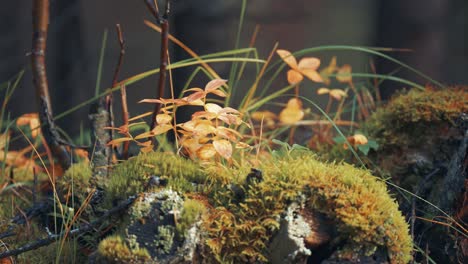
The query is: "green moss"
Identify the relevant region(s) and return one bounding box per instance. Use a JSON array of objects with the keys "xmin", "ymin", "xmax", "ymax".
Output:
[
  {"xmin": 176, "ymin": 199, "xmax": 206, "ymax": 240},
  {"xmin": 366, "ymin": 87, "xmax": 468, "ymax": 148},
  {"xmin": 59, "ymin": 161, "xmax": 92, "ymax": 200},
  {"xmin": 97, "ymin": 235, "xmax": 151, "ymax": 263},
  {"xmin": 104, "ymin": 151, "xmax": 204, "ymax": 207},
  {"xmin": 202, "ymin": 149, "xmax": 412, "ymax": 263}
]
